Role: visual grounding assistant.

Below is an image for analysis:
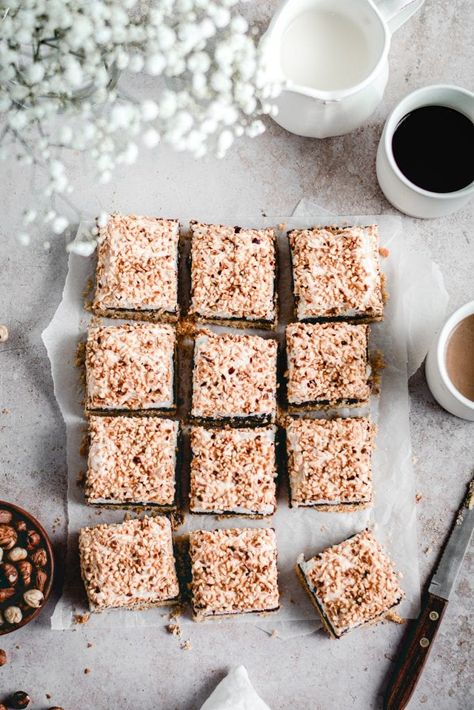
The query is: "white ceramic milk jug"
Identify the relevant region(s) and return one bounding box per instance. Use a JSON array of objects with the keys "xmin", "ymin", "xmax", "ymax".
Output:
[{"xmin": 261, "ymin": 0, "xmax": 424, "ymax": 138}]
